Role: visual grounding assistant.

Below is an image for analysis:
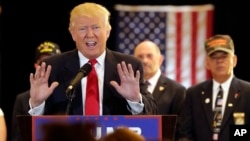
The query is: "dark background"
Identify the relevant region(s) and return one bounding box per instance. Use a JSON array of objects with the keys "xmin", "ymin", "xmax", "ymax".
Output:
[{"xmin": 1, "ymin": 0, "xmax": 250, "ymax": 140}]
